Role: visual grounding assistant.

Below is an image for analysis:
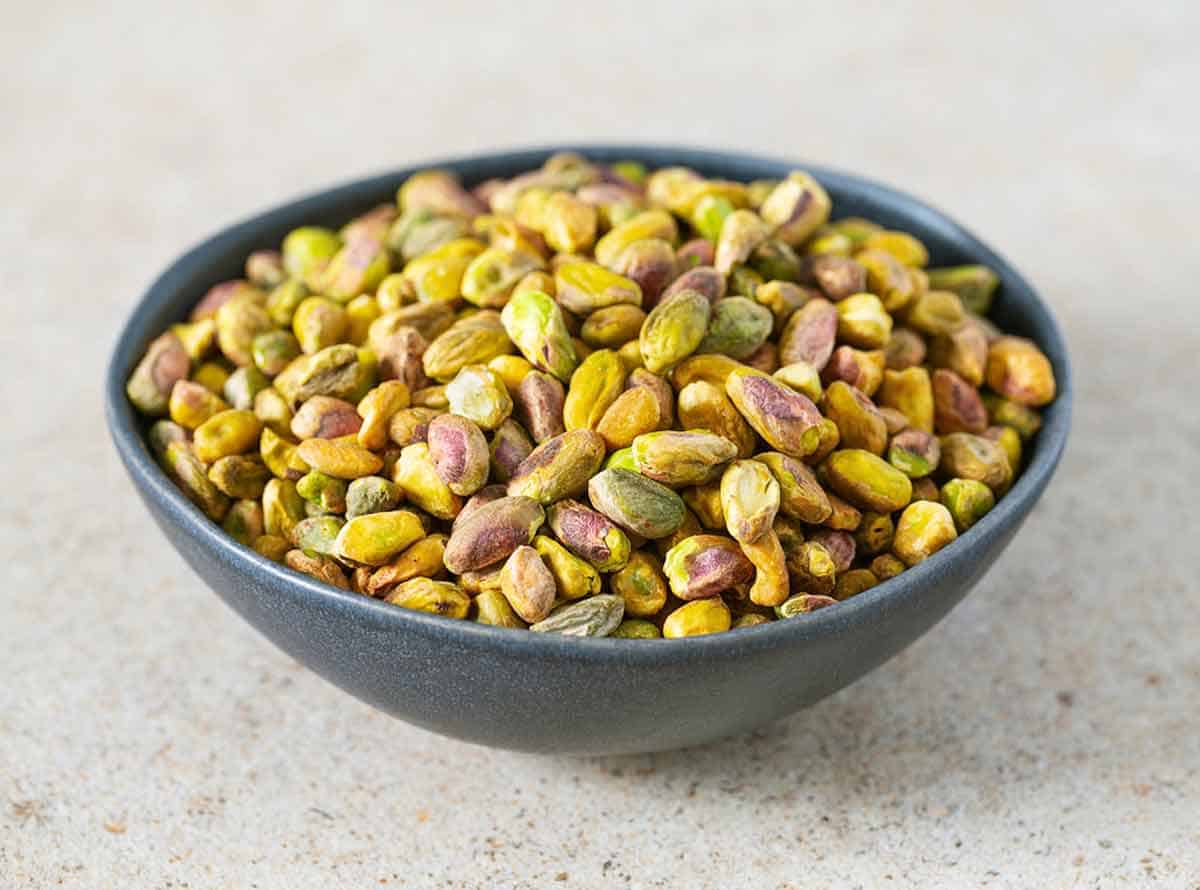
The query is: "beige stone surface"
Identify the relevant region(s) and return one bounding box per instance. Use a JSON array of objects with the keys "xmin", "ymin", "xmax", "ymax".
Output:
[{"xmin": 3, "ymin": 1, "xmax": 1199, "ymax": 886}]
